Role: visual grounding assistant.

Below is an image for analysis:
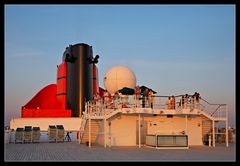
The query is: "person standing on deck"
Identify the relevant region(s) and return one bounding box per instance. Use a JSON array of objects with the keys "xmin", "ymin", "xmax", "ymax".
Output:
[
  {"xmin": 65, "ymin": 132, "xmax": 71, "ymax": 142},
  {"xmin": 135, "ymin": 86, "xmax": 141, "ymax": 108},
  {"xmin": 180, "ymin": 95, "xmax": 185, "ymax": 109},
  {"xmin": 149, "ymin": 89, "xmax": 155, "ymax": 109},
  {"xmin": 195, "ymin": 92, "xmax": 201, "ymax": 109},
  {"xmin": 113, "ymin": 92, "xmax": 120, "ymax": 110},
  {"xmin": 184, "ymin": 94, "xmax": 189, "ymax": 109},
  {"xmin": 104, "ymin": 91, "xmax": 112, "ymax": 109},
  {"xmin": 142, "ymin": 88, "xmax": 149, "ymax": 108},
  {"xmin": 166, "ymin": 96, "xmax": 171, "ymax": 109},
  {"xmin": 171, "ymin": 95, "xmax": 175, "ymax": 109}
]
